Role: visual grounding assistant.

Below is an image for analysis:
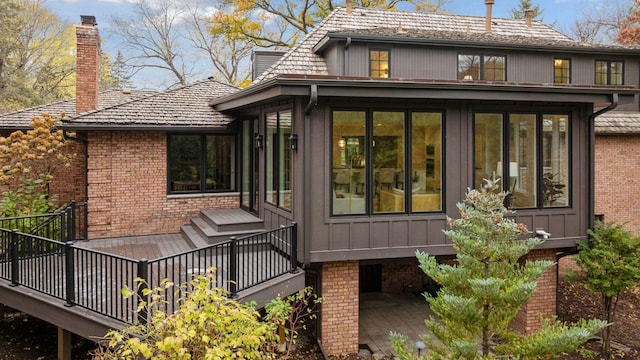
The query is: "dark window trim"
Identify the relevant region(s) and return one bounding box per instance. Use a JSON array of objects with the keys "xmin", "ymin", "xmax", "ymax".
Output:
[
  {"xmin": 457, "ymin": 53, "xmax": 507, "ymax": 81},
  {"xmin": 595, "ymin": 59, "xmax": 624, "ymax": 85},
  {"xmin": 369, "ymin": 48, "xmax": 391, "ymax": 78},
  {"xmin": 471, "ymin": 111, "xmax": 572, "ymax": 210},
  {"xmin": 330, "ymin": 107, "xmax": 446, "ymax": 217},
  {"xmin": 166, "ymin": 132, "xmax": 237, "ymax": 195},
  {"xmin": 553, "ymin": 58, "xmax": 571, "ymax": 84}
]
